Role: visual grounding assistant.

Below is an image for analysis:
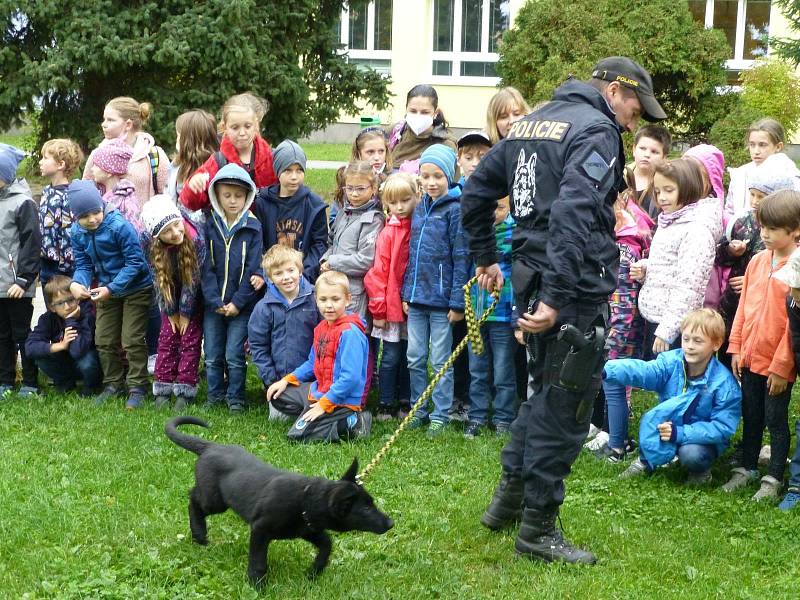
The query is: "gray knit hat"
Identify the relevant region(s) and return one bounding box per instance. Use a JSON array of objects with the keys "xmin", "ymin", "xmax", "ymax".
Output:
[{"xmin": 272, "ymin": 140, "xmax": 307, "ymax": 177}]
